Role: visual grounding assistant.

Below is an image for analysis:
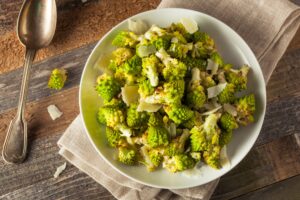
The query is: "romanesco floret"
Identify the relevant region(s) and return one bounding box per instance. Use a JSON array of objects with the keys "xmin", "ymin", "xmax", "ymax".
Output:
[
  {"xmin": 48, "ymin": 68, "xmax": 67, "ymax": 90},
  {"xmin": 181, "ymin": 111, "xmax": 203, "ymax": 129},
  {"xmin": 152, "ymin": 35, "xmax": 172, "ymax": 50},
  {"xmin": 181, "ymin": 57, "xmax": 207, "ymax": 71},
  {"xmin": 219, "ymin": 129, "xmax": 233, "ymax": 147},
  {"xmin": 201, "ymin": 75, "xmax": 216, "ymax": 88},
  {"xmin": 147, "ymin": 126, "xmax": 169, "ymax": 148},
  {"xmin": 219, "ymin": 112, "xmax": 238, "ymax": 131},
  {"xmin": 166, "ymin": 129, "xmax": 190, "ymax": 156},
  {"xmin": 112, "ymin": 47, "xmax": 133, "ymax": 66},
  {"xmin": 235, "ymin": 94, "xmax": 255, "ymax": 125},
  {"xmin": 112, "ymin": 31, "xmax": 138, "ymax": 48},
  {"xmin": 103, "ymin": 98, "xmax": 126, "ymax": 108},
  {"xmin": 118, "ymin": 146, "xmax": 137, "ymax": 165},
  {"xmin": 186, "ymin": 82, "xmax": 206, "ymax": 110},
  {"xmin": 218, "ymin": 83, "xmax": 236, "ymax": 104},
  {"xmin": 164, "ymin": 104, "xmax": 194, "ymax": 125},
  {"xmin": 148, "ymin": 112, "xmax": 164, "ymax": 126},
  {"xmin": 138, "ymin": 79, "xmax": 155, "ymax": 98},
  {"xmin": 122, "ymin": 55, "xmax": 142, "ymax": 75},
  {"xmin": 162, "ymin": 58, "xmax": 187, "ymax": 81},
  {"xmin": 142, "ymin": 55, "xmax": 160, "ymax": 87},
  {"xmin": 149, "ymin": 149, "xmax": 163, "ymax": 167},
  {"xmin": 203, "ymin": 145, "xmax": 221, "ymax": 169},
  {"xmin": 163, "ymin": 154, "xmax": 195, "ymax": 173},
  {"xmin": 210, "ymin": 52, "xmax": 224, "ymax": 66},
  {"xmin": 106, "ymin": 127, "xmax": 123, "ymax": 147},
  {"xmin": 225, "ymin": 65, "xmax": 250, "ymax": 91},
  {"xmin": 168, "ymin": 42, "xmax": 192, "ymax": 59},
  {"xmin": 168, "ymin": 23, "xmax": 193, "ymax": 42},
  {"xmin": 96, "ymin": 74, "xmax": 121, "ymax": 102},
  {"xmin": 126, "ymin": 103, "xmax": 149, "ymax": 128},
  {"xmin": 163, "ymin": 79, "xmax": 185, "ymax": 105},
  {"xmin": 97, "ymin": 105, "xmax": 125, "ymax": 127}
]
